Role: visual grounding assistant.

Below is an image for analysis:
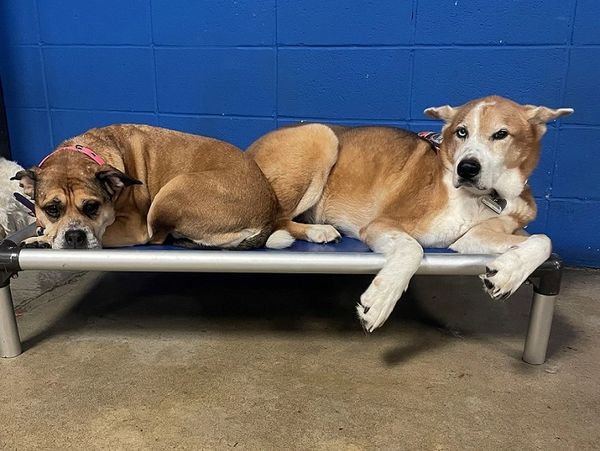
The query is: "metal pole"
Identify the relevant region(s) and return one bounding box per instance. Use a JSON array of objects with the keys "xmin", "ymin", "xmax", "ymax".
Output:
[
  {"xmin": 522, "ymin": 292, "xmax": 556, "ymax": 365},
  {"xmin": 0, "ymin": 281, "xmax": 22, "ymax": 358},
  {"xmin": 18, "ymin": 248, "xmax": 494, "ymax": 275}
]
